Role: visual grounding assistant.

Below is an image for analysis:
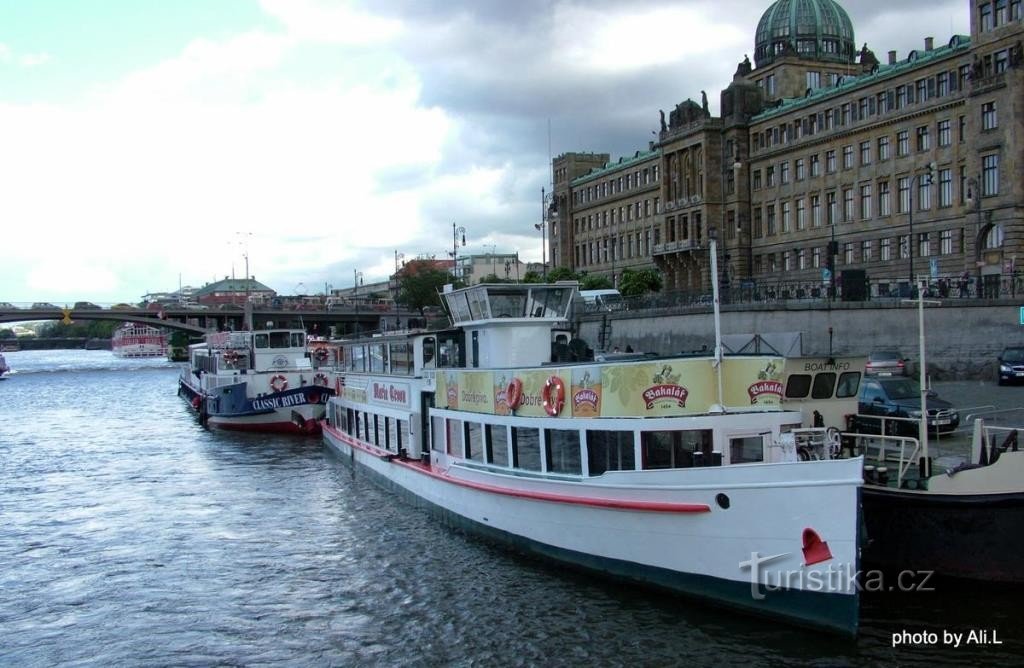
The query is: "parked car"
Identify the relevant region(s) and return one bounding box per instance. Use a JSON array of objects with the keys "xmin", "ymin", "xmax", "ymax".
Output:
[
  {"xmin": 110, "ymin": 303, "xmax": 135, "ymax": 310},
  {"xmin": 0, "ymin": 302, "xmax": 17, "ymax": 309},
  {"xmin": 997, "ymin": 346, "xmax": 1024, "ymax": 385},
  {"xmin": 31, "ymin": 302, "xmax": 59, "ymax": 309},
  {"xmin": 73, "ymin": 301, "xmax": 100, "ymax": 309},
  {"xmin": 850, "ymin": 376, "xmax": 959, "ymax": 436},
  {"xmin": 864, "ymin": 350, "xmax": 909, "ymax": 376}
]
